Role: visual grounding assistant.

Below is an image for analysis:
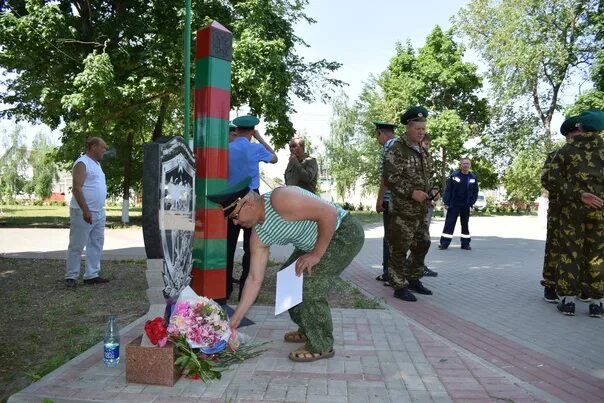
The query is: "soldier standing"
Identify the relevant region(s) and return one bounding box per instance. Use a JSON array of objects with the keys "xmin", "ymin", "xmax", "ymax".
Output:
[
  {"xmin": 383, "ymin": 106, "xmax": 437, "ymax": 301},
  {"xmin": 540, "ymin": 117, "xmax": 580, "ymax": 303},
  {"xmin": 549, "ymin": 110, "xmax": 604, "ymax": 318},
  {"xmin": 373, "ymin": 120, "xmax": 397, "ymax": 285},
  {"xmin": 227, "ymin": 115, "xmax": 278, "ymax": 299}
]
